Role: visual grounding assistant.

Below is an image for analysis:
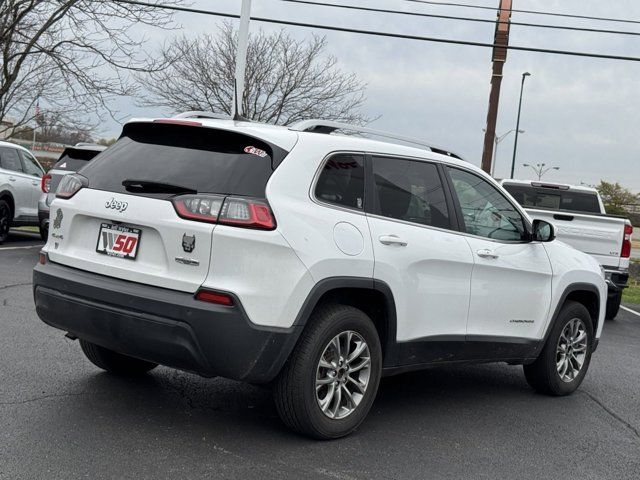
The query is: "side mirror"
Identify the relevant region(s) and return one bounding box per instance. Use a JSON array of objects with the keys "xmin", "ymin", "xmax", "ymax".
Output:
[{"xmin": 532, "ymin": 219, "xmax": 556, "ymax": 242}]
